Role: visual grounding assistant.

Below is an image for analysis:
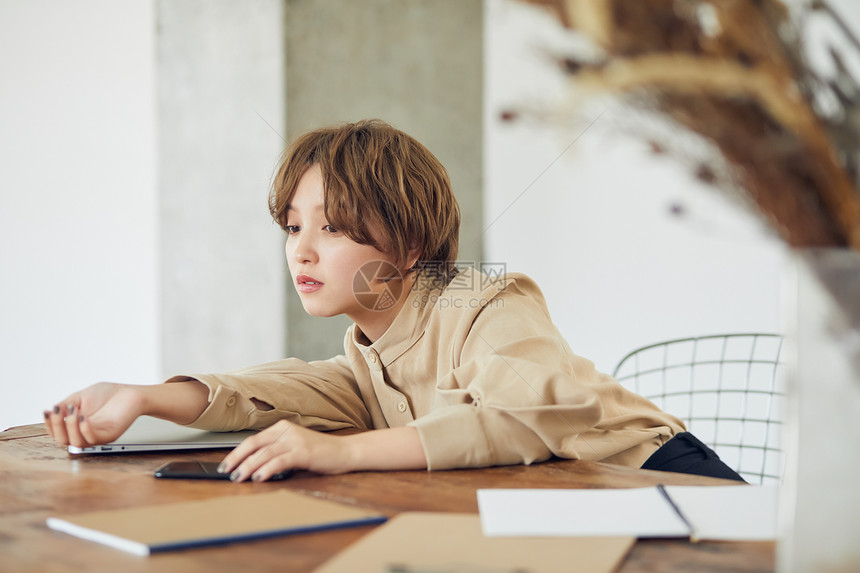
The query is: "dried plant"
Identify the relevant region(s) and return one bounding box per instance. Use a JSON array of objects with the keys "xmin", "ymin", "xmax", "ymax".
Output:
[{"xmin": 519, "ymin": 0, "xmax": 860, "ymax": 250}]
